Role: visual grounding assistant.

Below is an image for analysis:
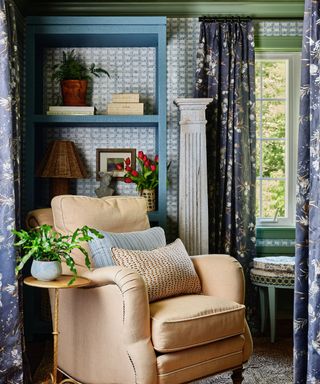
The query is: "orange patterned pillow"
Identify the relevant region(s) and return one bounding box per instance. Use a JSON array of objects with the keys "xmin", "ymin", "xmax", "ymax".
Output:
[{"xmin": 111, "ymin": 238, "xmax": 202, "ymax": 302}]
